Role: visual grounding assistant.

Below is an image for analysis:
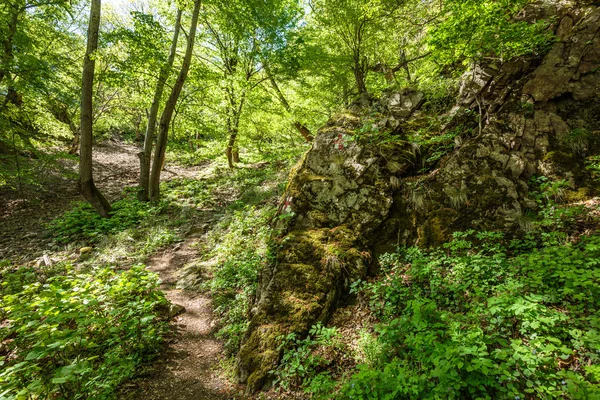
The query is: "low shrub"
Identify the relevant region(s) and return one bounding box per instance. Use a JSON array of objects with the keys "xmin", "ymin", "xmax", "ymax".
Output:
[
  {"xmin": 339, "ymin": 232, "xmax": 600, "ymax": 399},
  {"xmin": 272, "ymin": 323, "xmax": 346, "ymax": 394},
  {"xmin": 0, "ymin": 264, "xmax": 168, "ymax": 399},
  {"xmin": 47, "ymin": 195, "xmax": 165, "ymax": 244}
]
